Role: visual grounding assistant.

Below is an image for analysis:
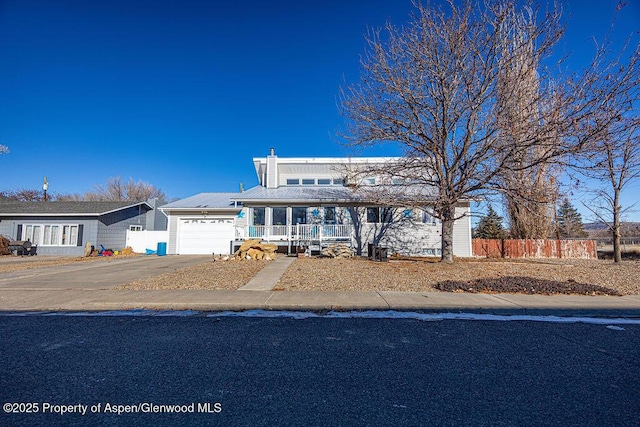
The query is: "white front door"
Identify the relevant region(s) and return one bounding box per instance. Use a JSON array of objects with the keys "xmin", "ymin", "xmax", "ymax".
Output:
[{"xmin": 177, "ymin": 218, "xmax": 234, "ymax": 255}]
